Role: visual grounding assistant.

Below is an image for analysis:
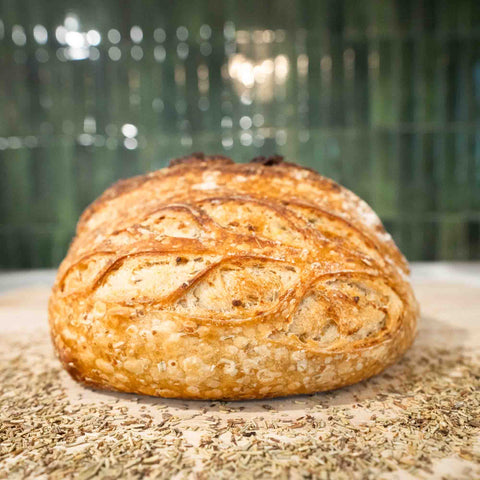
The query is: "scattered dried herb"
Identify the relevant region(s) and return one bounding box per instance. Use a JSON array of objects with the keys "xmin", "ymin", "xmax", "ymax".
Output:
[{"xmin": 0, "ymin": 331, "xmax": 479, "ymax": 479}]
